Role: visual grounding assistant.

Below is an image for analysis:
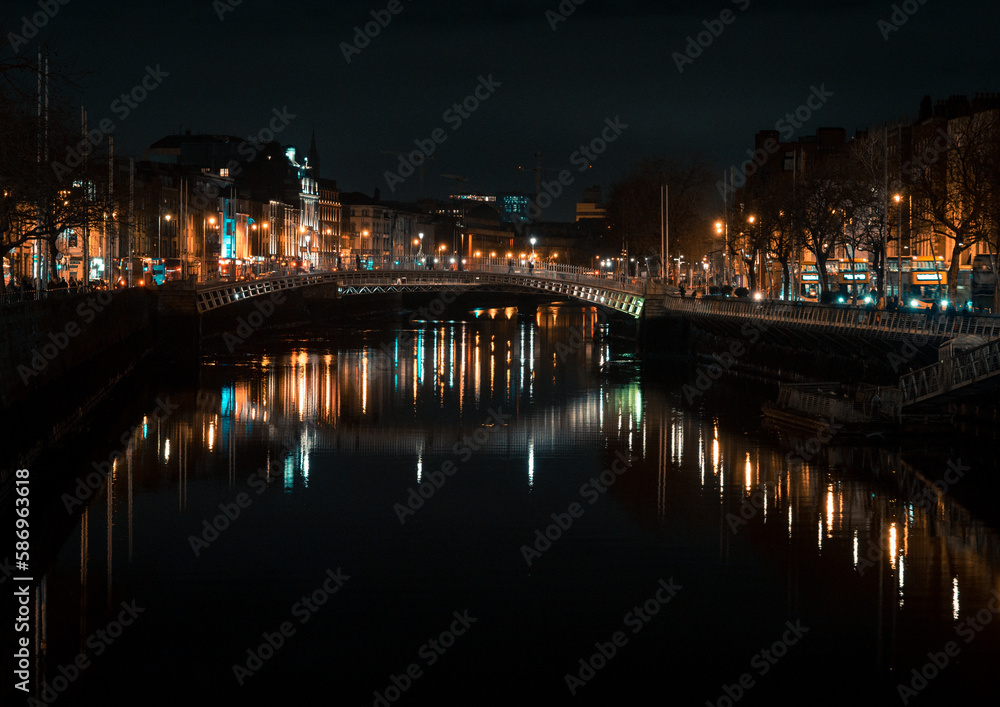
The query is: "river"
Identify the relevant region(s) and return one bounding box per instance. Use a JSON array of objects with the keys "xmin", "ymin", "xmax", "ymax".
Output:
[{"xmin": 12, "ymin": 303, "xmax": 1000, "ymax": 706}]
